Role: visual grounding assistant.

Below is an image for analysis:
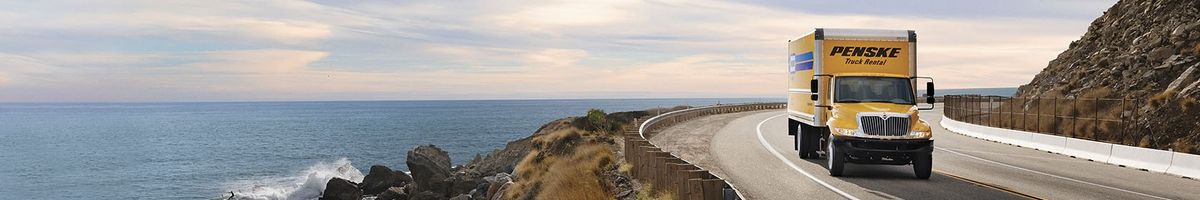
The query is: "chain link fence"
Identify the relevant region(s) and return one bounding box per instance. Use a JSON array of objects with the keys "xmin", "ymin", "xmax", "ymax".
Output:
[{"xmin": 943, "ymin": 95, "xmax": 1142, "ymax": 144}]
